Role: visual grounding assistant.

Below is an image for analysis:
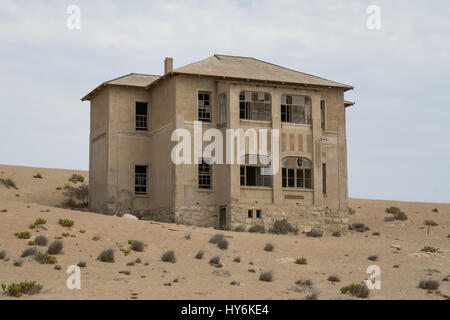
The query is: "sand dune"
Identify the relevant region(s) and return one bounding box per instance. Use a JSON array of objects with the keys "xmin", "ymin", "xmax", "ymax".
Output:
[{"xmin": 0, "ymin": 164, "xmax": 448, "ymax": 300}]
